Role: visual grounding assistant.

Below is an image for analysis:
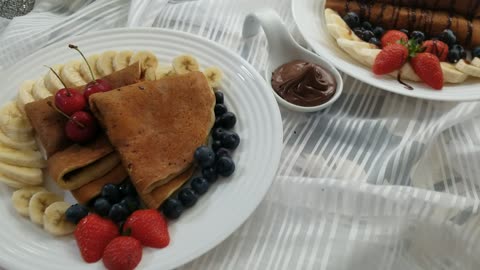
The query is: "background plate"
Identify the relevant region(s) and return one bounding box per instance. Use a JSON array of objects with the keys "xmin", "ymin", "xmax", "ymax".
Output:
[
  {"xmin": 0, "ymin": 28, "xmax": 283, "ymax": 270},
  {"xmin": 292, "ymin": 0, "xmax": 480, "ymax": 101}
]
